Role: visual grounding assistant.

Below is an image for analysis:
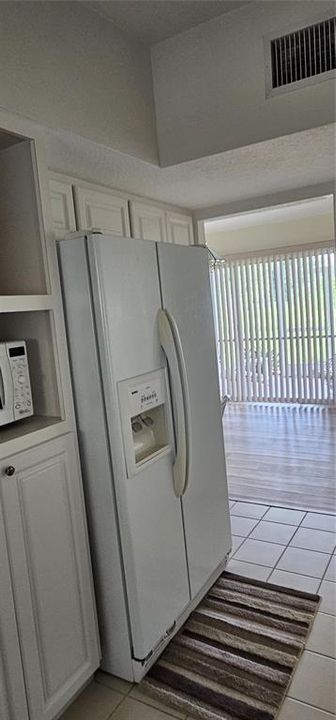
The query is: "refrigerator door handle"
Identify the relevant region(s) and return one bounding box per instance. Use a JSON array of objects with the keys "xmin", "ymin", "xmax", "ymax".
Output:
[{"xmin": 158, "ymin": 309, "xmax": 191, "ymax": 497}]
